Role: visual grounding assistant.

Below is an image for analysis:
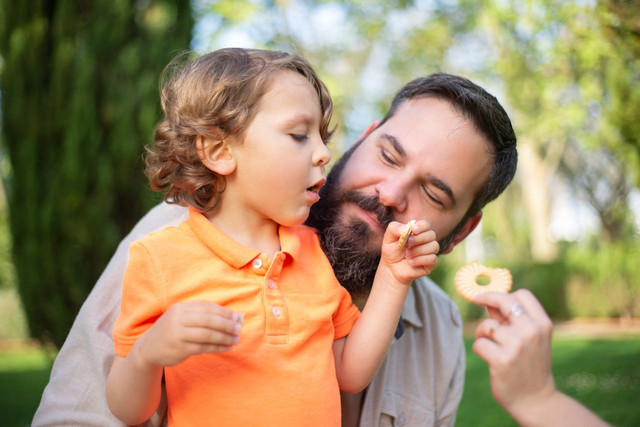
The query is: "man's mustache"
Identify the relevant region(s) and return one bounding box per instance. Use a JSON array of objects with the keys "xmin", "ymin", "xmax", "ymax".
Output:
[{"xmin": 340, "ymin": 191, "xmax": 394, "ymax": 228}]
